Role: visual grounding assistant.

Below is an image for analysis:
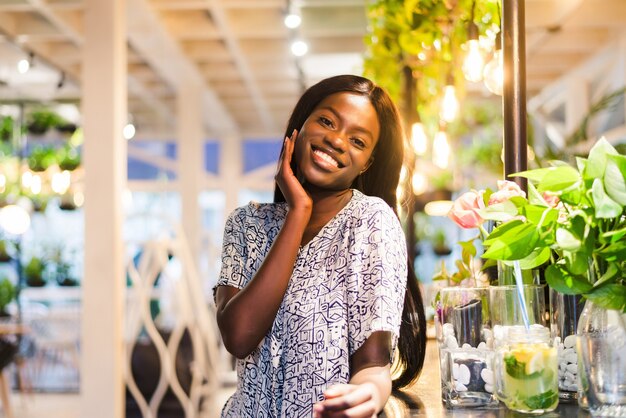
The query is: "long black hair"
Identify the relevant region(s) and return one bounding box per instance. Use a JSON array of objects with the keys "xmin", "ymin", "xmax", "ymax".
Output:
[{"xmin": 274, "ymin": 75, "xmax": 426, "ymax": 389}]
